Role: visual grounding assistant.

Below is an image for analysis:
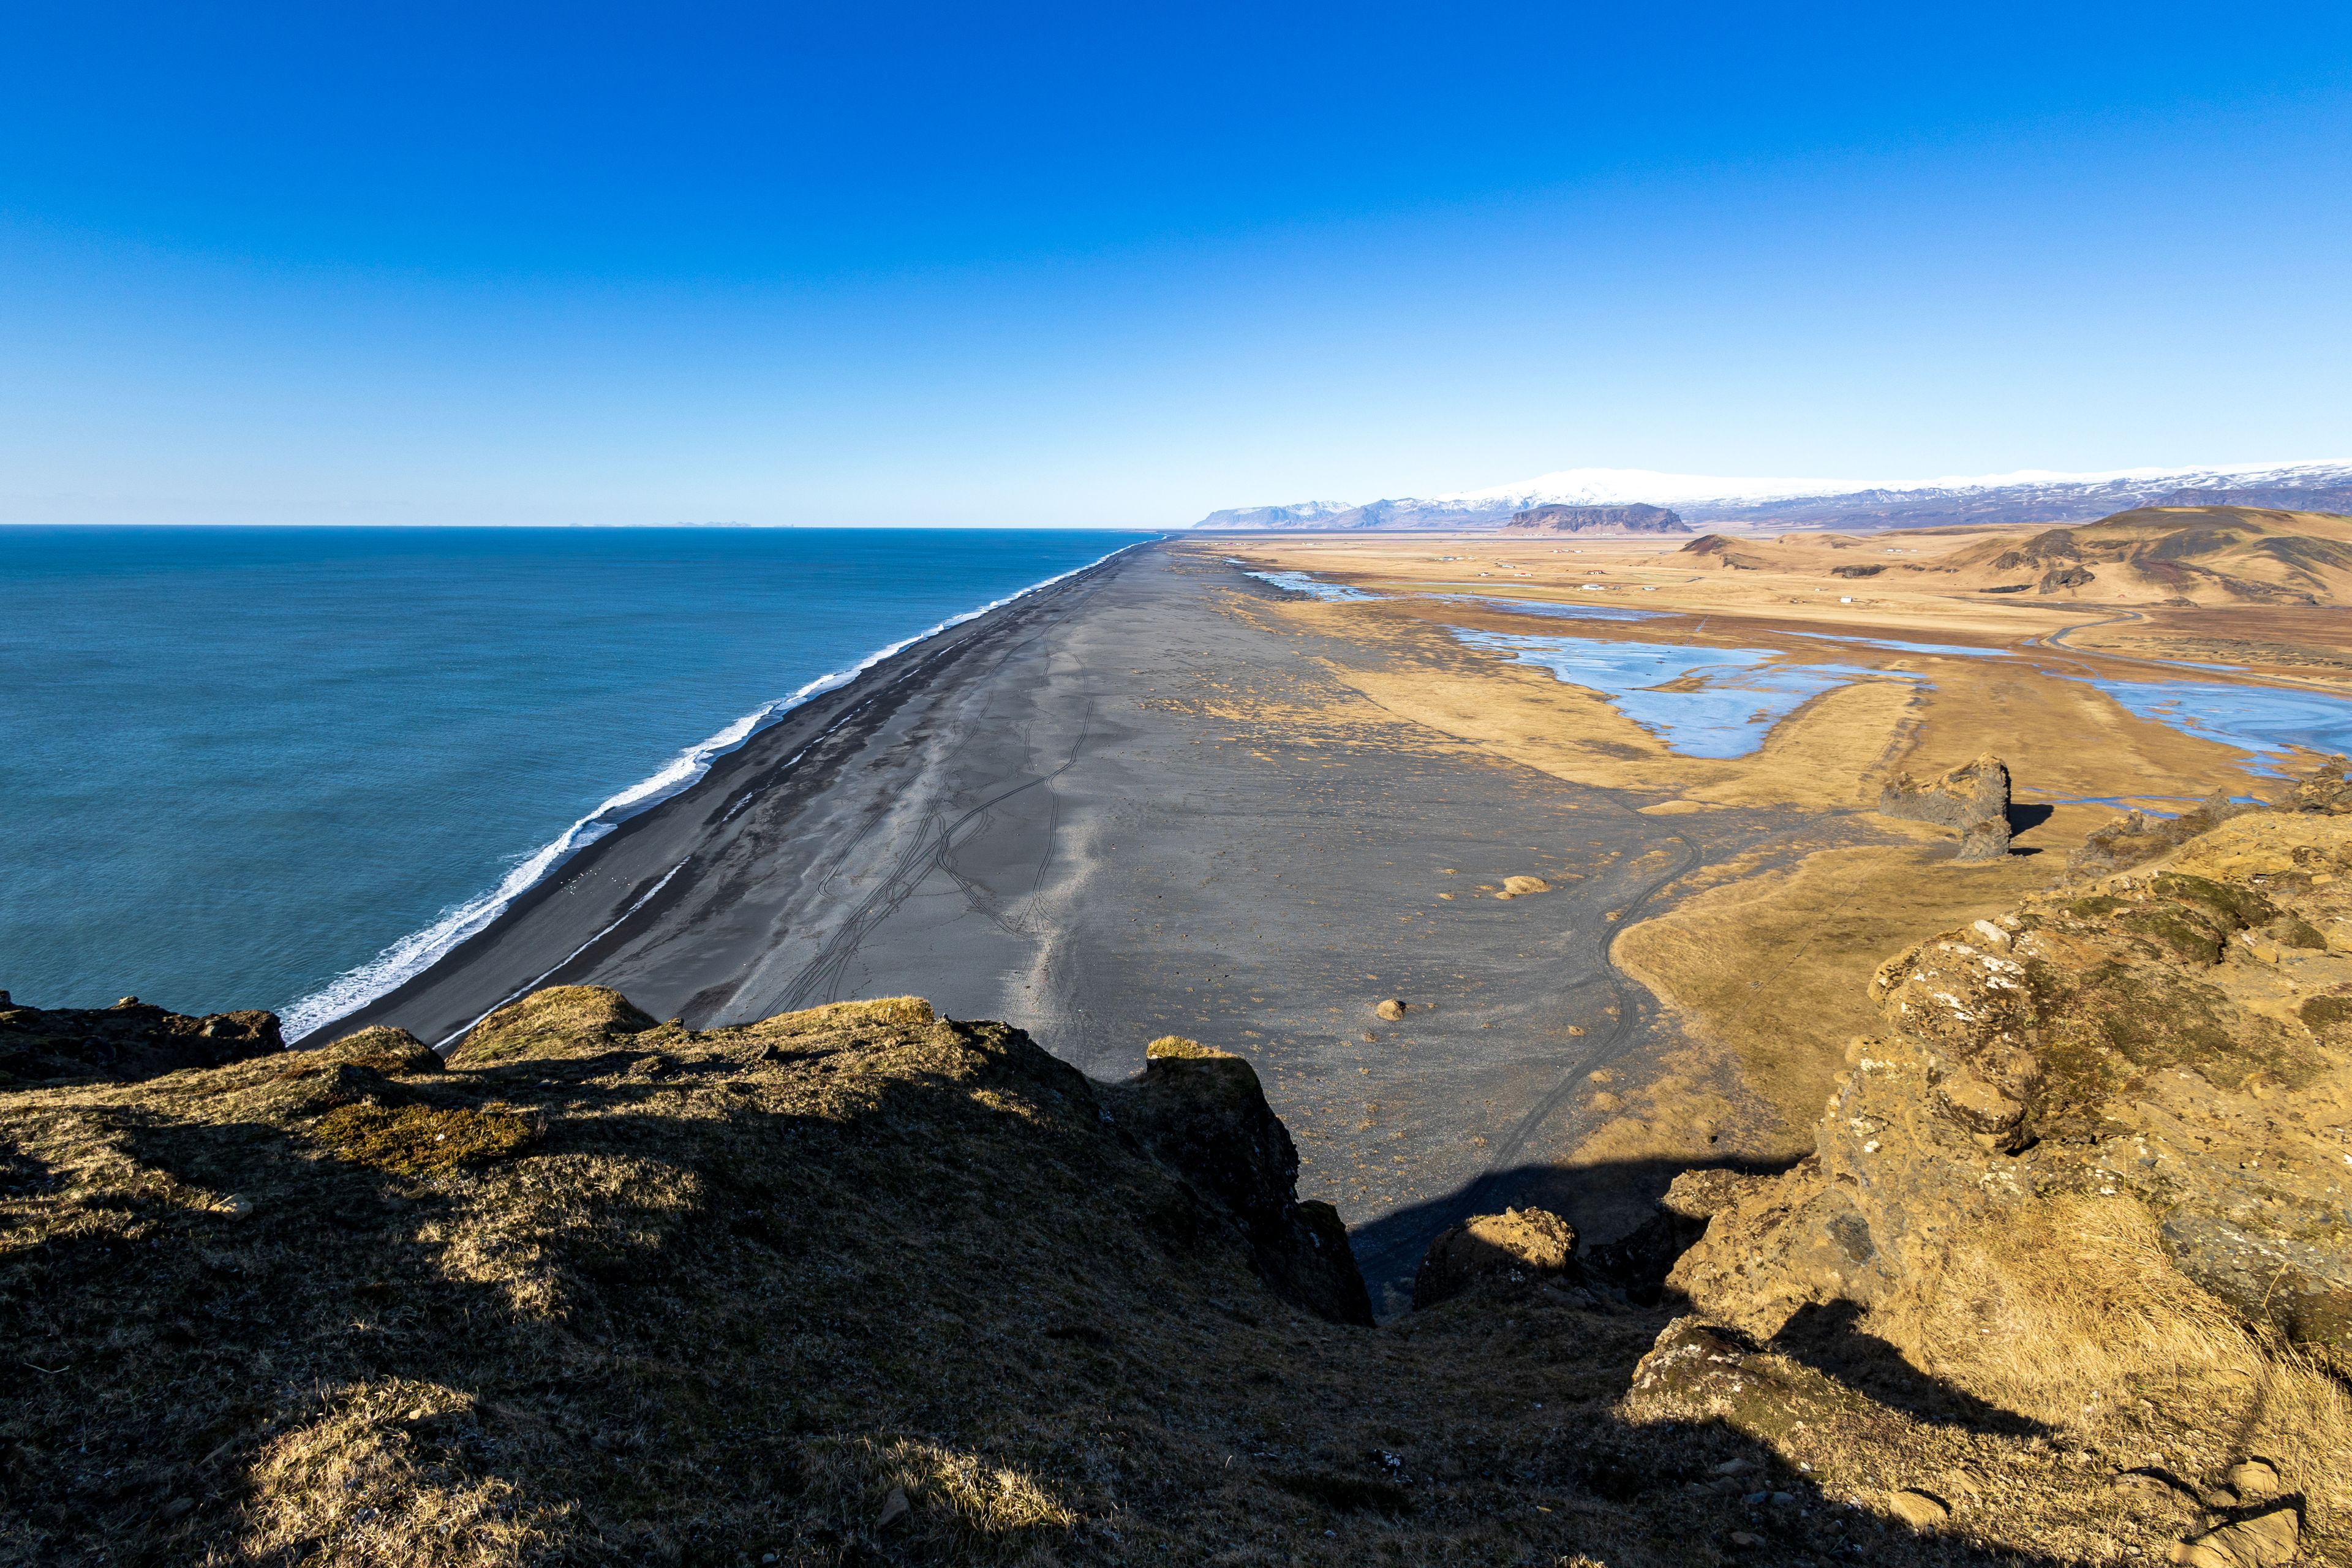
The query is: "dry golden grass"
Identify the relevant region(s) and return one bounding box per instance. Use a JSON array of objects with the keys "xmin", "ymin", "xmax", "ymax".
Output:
[
  {"xmin": 1613, "ymin": 843, "xmax": 2062, "ymax": 1151},
  {"xmin": 6, "ymin": 983, "xmax": 2248, "ymax": 1568},
  {"xmin": 1144, "ymin": 1033, "xmax": 1230, "ymax": 1059}
]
